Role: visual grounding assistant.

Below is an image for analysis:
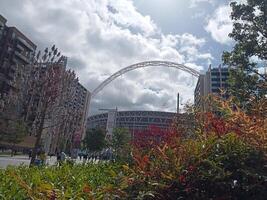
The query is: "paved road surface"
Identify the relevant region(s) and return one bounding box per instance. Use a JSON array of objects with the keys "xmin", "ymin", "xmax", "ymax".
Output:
[
  {"xmin": 0, "ymin": 156, "xmax": 30, "ymax": 168},
  {"xmin": 0, "ymin": 156, "xmax": 58, "ymax": 168},
  {"xmin": 0, "ymin": 156, "xmax": 100, "ymax": 168}
]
